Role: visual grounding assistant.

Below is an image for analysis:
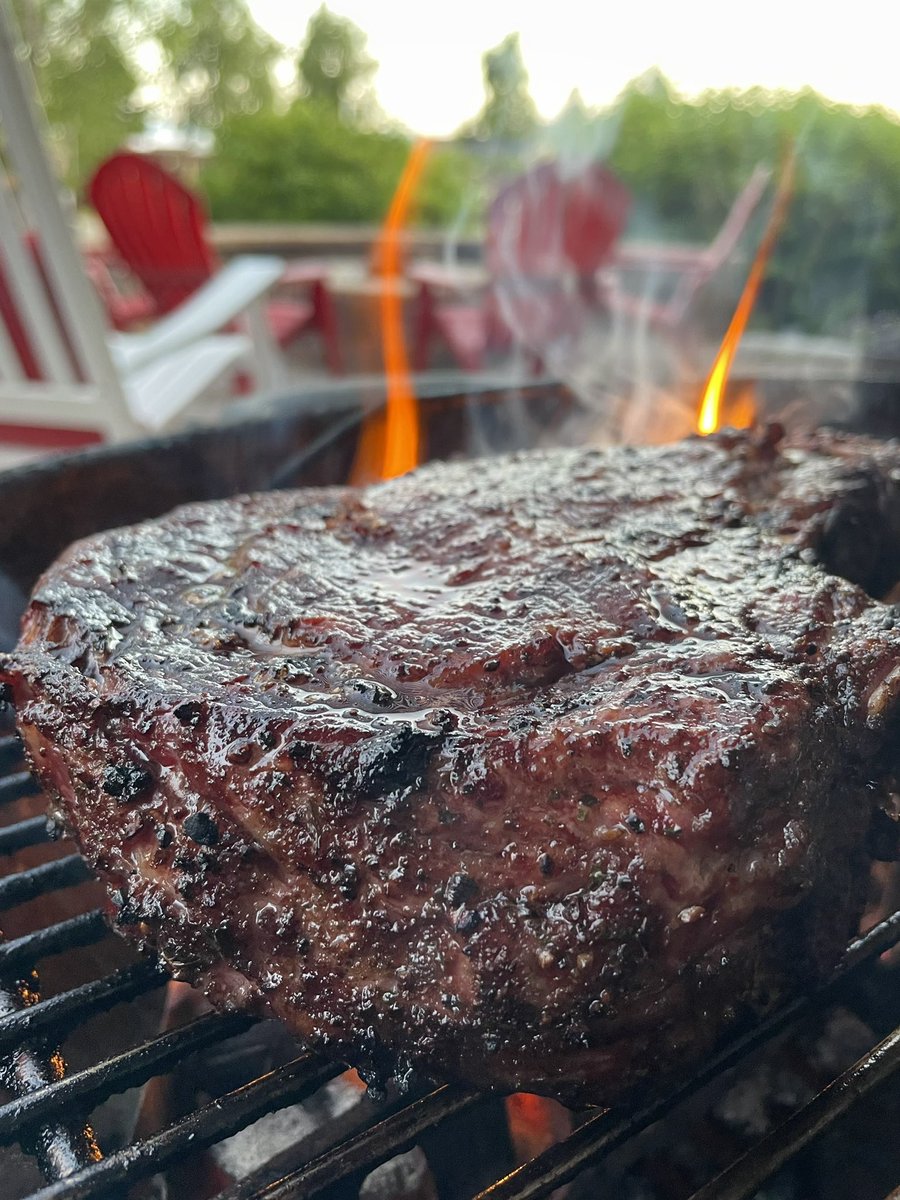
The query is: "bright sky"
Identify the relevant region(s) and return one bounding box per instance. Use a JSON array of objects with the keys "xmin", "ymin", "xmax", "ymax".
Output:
[{"xmin": 248, "ymin": 0, "xmax": 900, "ymax": 135}]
